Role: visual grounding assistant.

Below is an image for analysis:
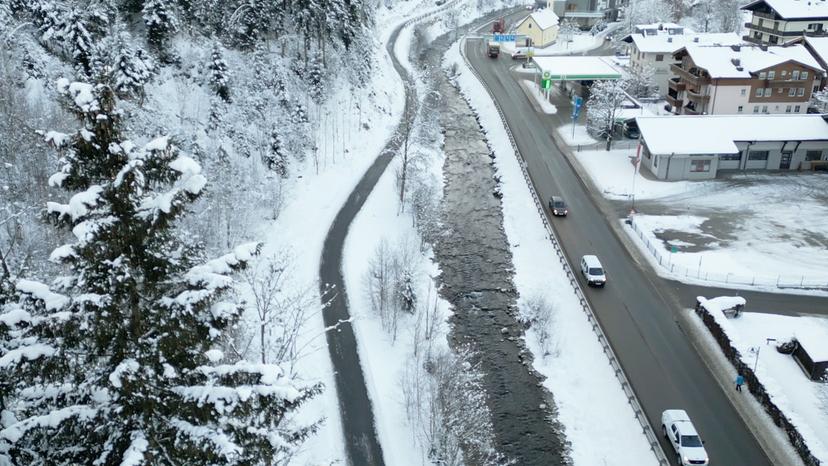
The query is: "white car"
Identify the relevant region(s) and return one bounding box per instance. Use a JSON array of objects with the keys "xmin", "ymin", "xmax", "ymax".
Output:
[
  {"xmin": 580, "ymin": 255, "xmax": 606, "ymax": 287},
  {"xmin": 661, "ymin": 410, "xmax": 709, "ymax": 465}
]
